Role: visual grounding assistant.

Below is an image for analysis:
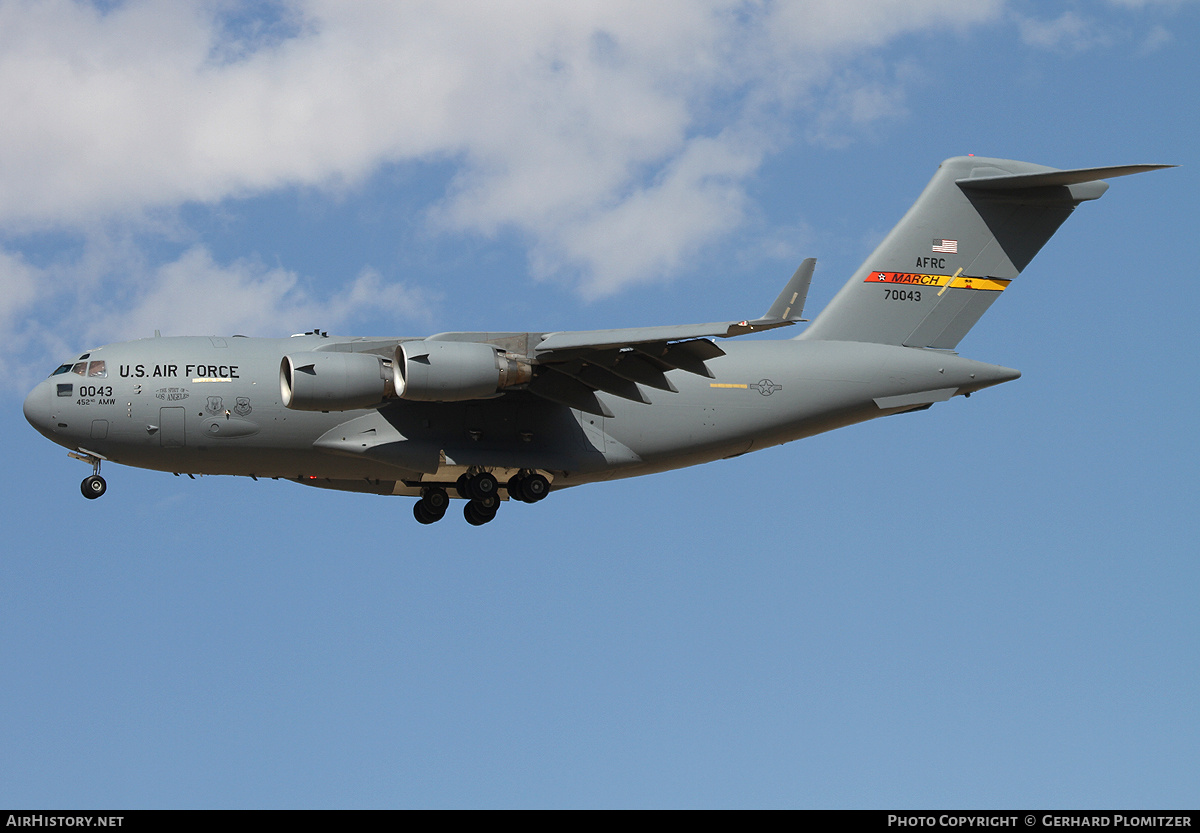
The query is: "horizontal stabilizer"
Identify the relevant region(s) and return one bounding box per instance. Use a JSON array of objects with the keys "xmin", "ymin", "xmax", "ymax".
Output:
[{"xmin": 958, "ymin": 164, "xmax": 1175, "ymax": 191}]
